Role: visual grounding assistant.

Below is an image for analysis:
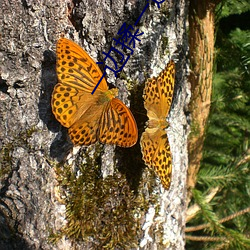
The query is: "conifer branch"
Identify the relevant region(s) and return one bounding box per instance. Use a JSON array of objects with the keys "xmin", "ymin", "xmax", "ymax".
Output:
[
  {"xmin": 185, "ymin": 235, "xmax": 227, "ymax": 242},
  {"xmin": 236, "ymin": 149, "xmax": 250, "ymax": 168},
  {"xmin": 186, "ymin": 206, "xmax": 250, "ymax": 232},
  {"xmin": 186, "ymin": 187, "xmax": 219, "ymax": 222}
]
